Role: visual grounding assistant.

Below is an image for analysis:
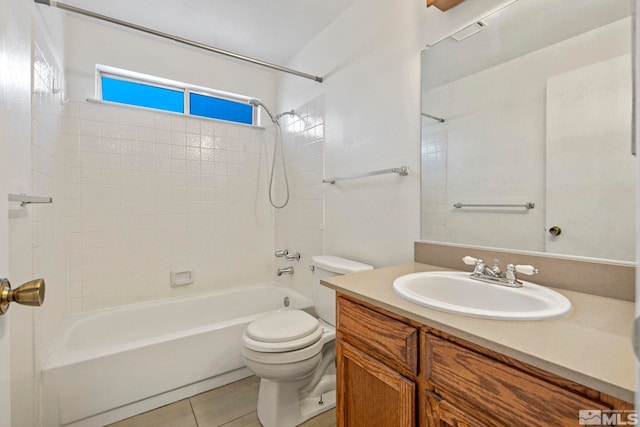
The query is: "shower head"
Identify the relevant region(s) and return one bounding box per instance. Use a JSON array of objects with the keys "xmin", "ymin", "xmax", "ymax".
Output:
[
  {"xmin": 249, "ymin": 100, "xmax": 296, "ymax": 126},
  {"xmin": 275, "ymin": 110, "xmax": 295, "ymax": 121}
]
